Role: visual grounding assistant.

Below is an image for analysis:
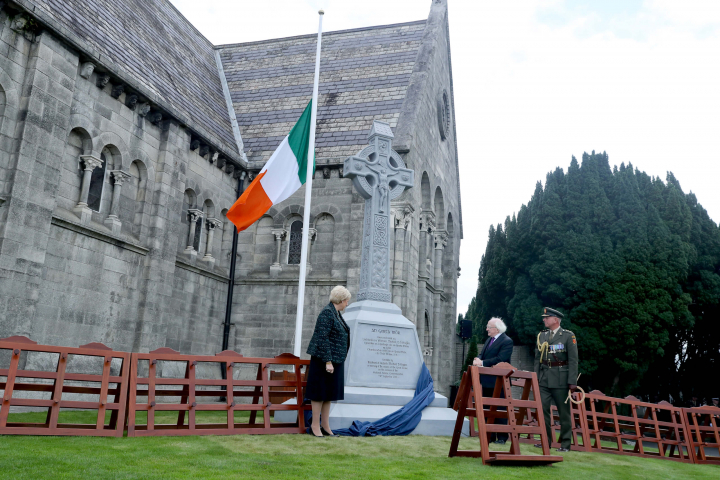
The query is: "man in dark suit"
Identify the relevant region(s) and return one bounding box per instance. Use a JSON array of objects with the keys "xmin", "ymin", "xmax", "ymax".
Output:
[{"xmin": 472, "ymin": 317, "xmax": 513, "ymax": 444}]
